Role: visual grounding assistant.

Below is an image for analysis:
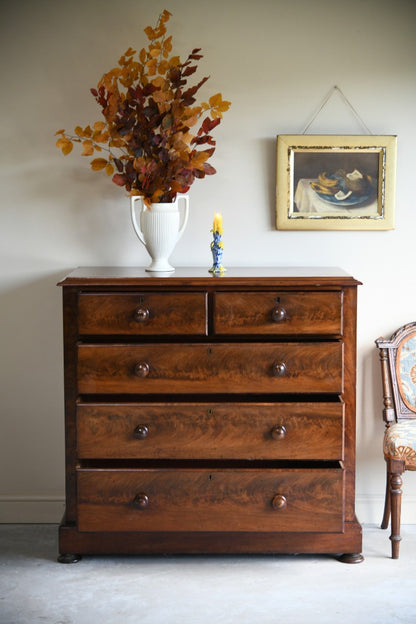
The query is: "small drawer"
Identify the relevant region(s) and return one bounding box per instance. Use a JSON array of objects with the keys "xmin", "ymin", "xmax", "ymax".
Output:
[
  {"xmin": 77, "ymin": 466, "xmax": 344, "ymax": 533},
  {"xmin": 77, "ymin": 342, "xmax": 343, "ymax": 394},
  {"xmin": 77, "ymin": 402, "xmax": 344, "ymax": 461},
  {"xmin": 78, "ymin": 292, "xmax": 207, "ymax": 336},
  {"xmin": 213, "ymin": 291, "xmax": 342, "ymax": 335}
]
